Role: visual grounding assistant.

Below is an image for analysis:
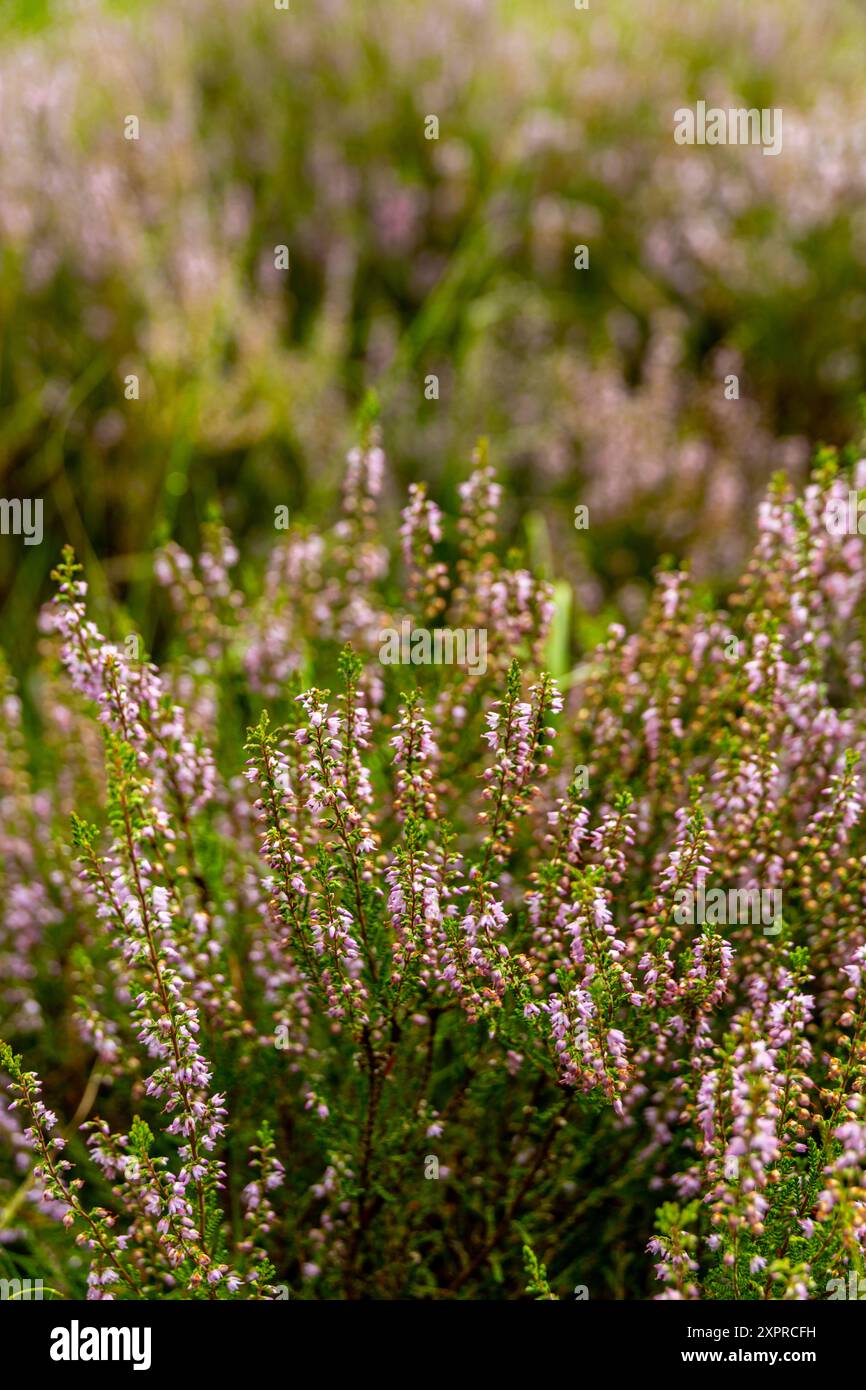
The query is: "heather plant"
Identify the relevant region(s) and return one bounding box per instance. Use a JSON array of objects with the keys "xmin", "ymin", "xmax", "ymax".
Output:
[{"xmin": 3, "ymin": 426, "xmax": 866, "ymax": 1300}]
